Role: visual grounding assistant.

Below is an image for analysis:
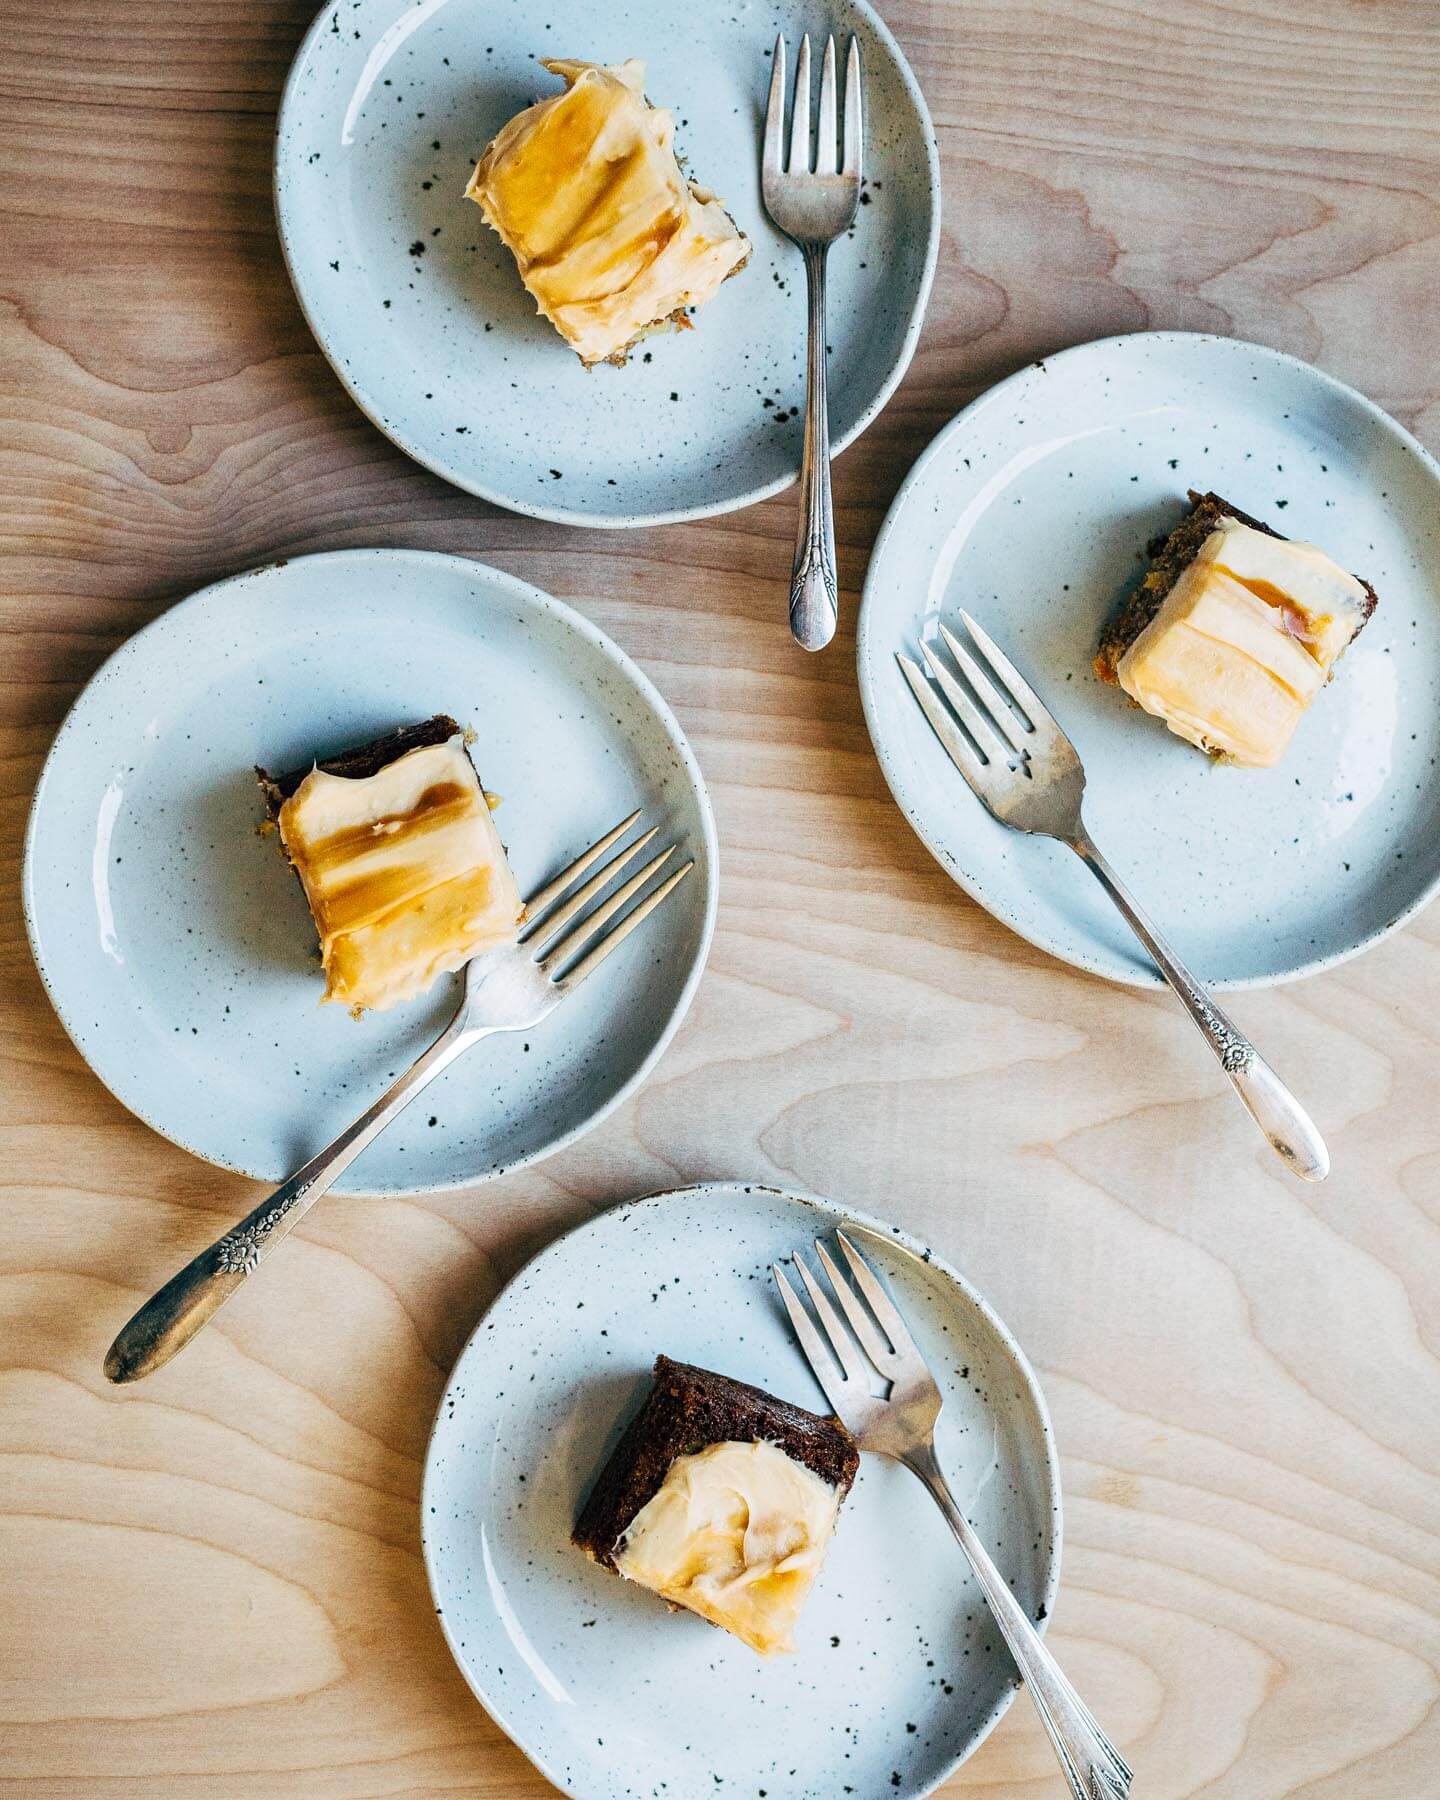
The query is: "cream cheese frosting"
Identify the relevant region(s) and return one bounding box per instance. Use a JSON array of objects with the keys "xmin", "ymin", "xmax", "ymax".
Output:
[
  {"xmin": 277, "ymin": 738, "xmax": 523, "ymax": 1013},
  {"xmin": 613, "ymin": 1439, "xmax": 841, "ymax": 1657},
  {"xmin": 465, "ymin": 59, "xmax": 750, "ymax": 366},
  {"xmin": 1117, "ymin": 517, "xmax": 1368, "ymax": 767}
]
